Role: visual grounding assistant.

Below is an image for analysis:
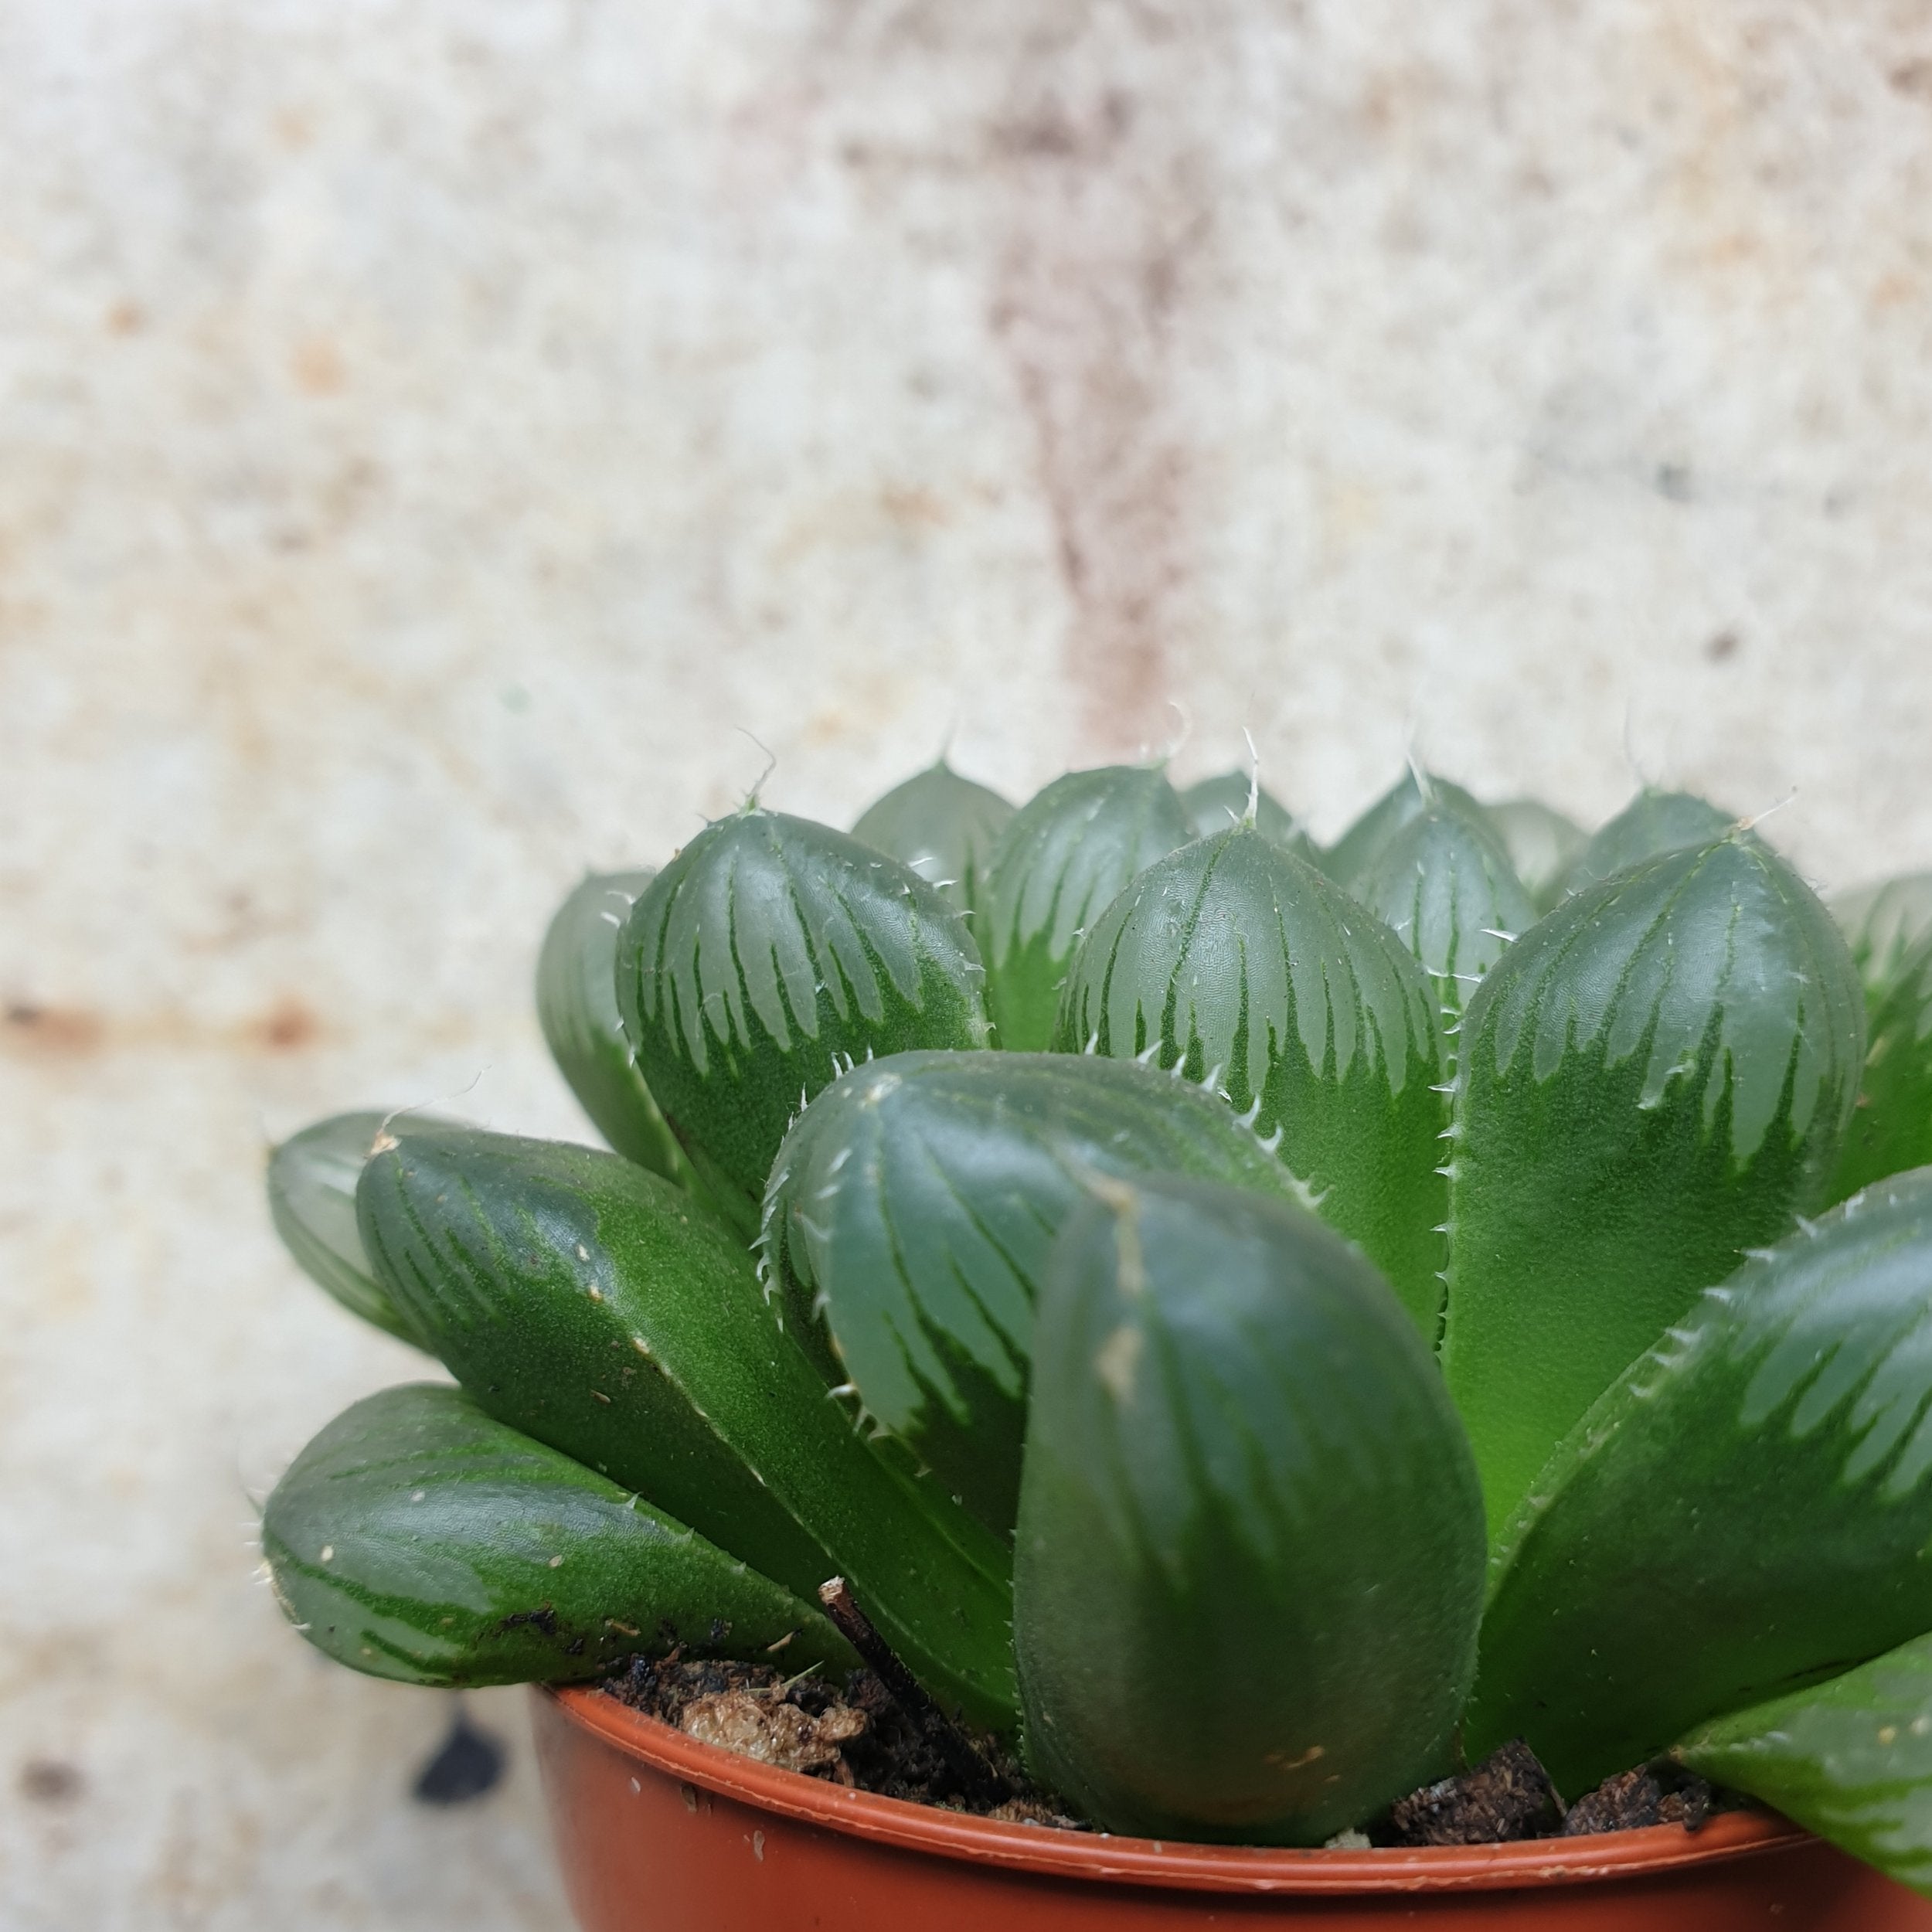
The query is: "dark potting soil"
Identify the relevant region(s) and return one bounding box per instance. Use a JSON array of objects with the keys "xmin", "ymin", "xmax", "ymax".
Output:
[{"xmin": 601, "ymin": 1655, "xmax": 1756, "ymax": 1848}]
